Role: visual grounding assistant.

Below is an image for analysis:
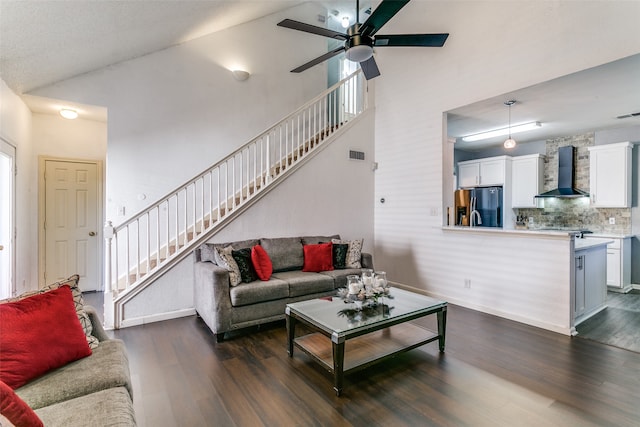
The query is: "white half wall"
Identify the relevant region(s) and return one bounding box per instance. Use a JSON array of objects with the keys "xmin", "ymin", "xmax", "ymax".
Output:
[{"xmin": 373, "ymin": 1, "xmax": 640, "ymax": 334}]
